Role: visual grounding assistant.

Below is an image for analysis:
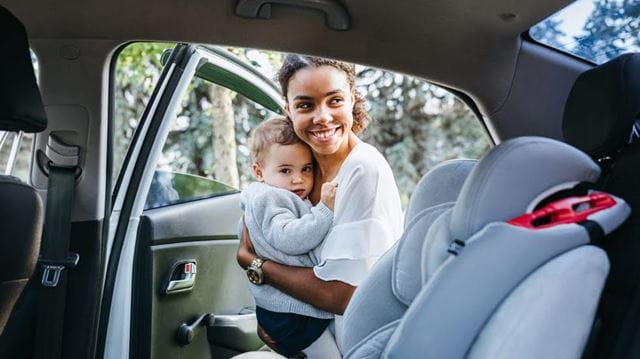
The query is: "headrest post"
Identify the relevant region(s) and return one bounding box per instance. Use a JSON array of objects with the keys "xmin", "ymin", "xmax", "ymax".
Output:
[{"xmin": 5, "ymin": 131, "xmax": 24, "ymax": 175}]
